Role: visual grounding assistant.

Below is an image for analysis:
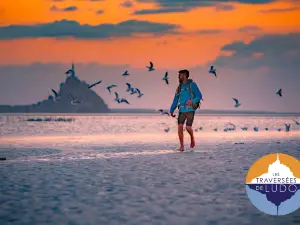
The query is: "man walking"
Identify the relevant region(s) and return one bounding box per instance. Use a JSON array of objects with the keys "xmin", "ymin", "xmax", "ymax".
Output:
[{"xmin": 170, "ymin": 69, "xmax": 203, "ymax": 151}]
